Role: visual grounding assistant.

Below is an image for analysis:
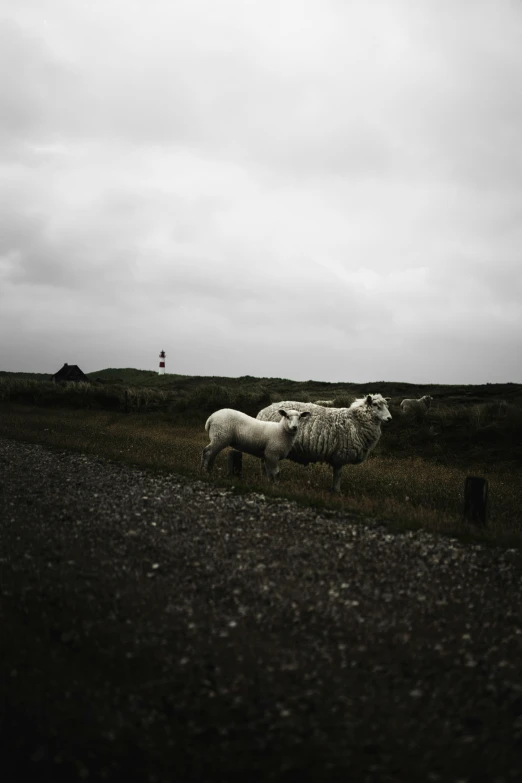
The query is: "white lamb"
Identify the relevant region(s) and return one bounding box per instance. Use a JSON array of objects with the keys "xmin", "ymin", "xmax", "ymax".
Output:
[
  {"xmin": 201, "ymin": 407, "xmax": 311, "ymax": 481},
  {"xmin": 400, "ymin": 395, "xmax": 433, "ymax": 415},
  {"xmin": 256, "ymin": 394, "xmax": 392, "ymax": 493}
]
